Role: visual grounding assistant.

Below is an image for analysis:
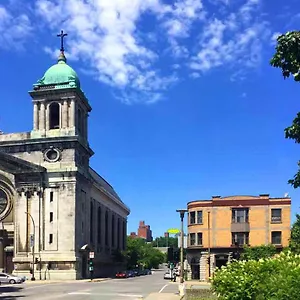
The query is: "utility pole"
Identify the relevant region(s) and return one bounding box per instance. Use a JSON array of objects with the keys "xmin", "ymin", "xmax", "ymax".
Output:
[
  {"xmin": 176, "ymin": 209, "xmax": 187, "ymax": 284},
  {"xmin": 25, "ymin": 212, "xmax": 35, "ymax": 281}
]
